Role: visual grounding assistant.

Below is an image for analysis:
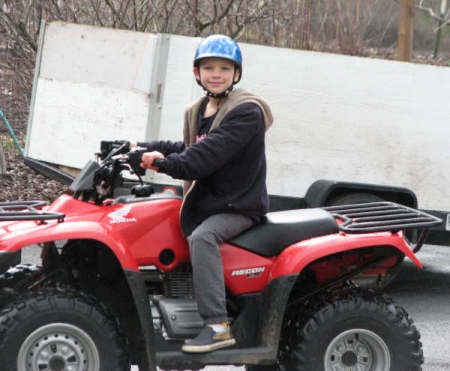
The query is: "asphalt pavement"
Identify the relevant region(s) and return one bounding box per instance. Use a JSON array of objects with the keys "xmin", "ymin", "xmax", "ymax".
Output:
[{"xmin": 22, "ymin": 244, "xmax": 450, "ymax": 371}]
